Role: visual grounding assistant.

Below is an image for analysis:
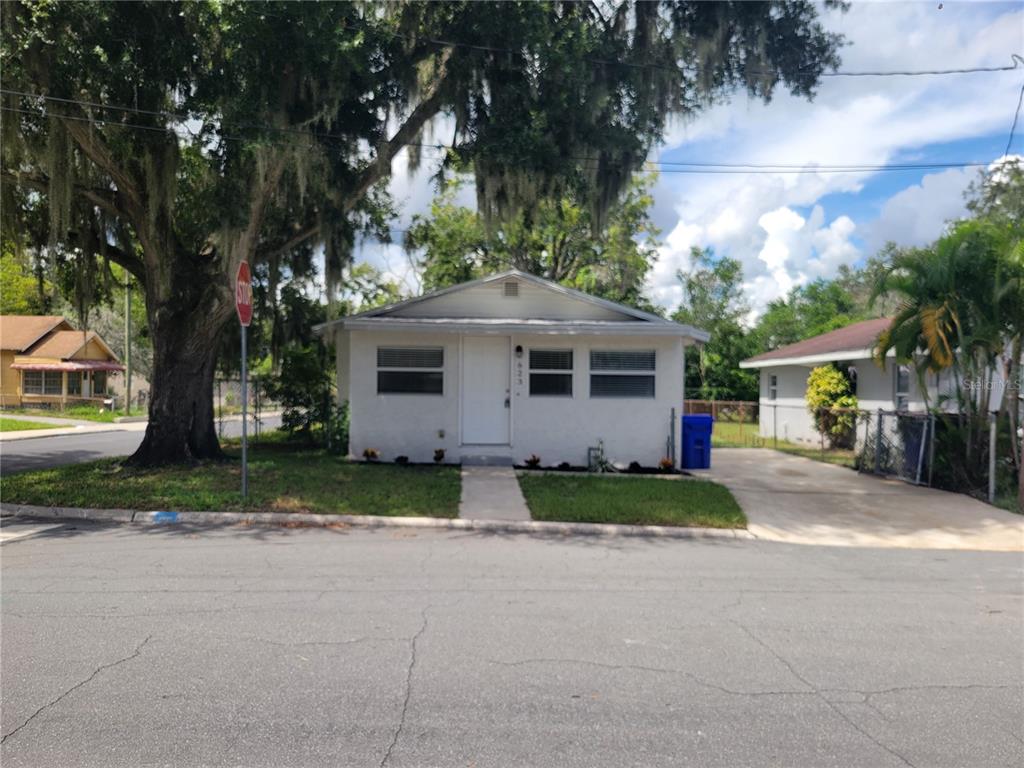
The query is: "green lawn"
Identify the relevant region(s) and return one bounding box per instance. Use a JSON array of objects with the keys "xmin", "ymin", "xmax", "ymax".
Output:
[
  {"xmin": 1, "ymin": 440, "xmax": 461, "ymax": 518},
  {"xmin": 518, "ymin": 474, "xmax": 746, "ymax": 528},
  {"xmin": 5, "ymin": 405, "xmax": 146, "ymax": 423},
  {"xmin": 712, "ymin": 419, "xmax": 857, "ymax": 468},
  {"xmin": 0, "ymin": 417, "xmax": 60, "ymax": 432}
]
